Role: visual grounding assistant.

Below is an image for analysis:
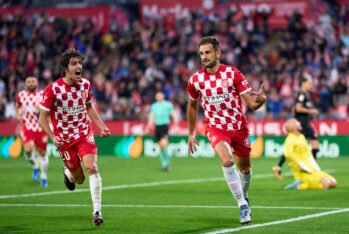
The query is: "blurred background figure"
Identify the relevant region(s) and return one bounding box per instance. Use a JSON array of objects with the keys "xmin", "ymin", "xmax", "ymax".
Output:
[
  {"xmin": 16, "ymin": 76, "xmax": 49, "ymax": 187},
  {"xmin": 145, "ymin": 91, "xmax": 178, "ymax": 171},
  {"xmin": 283, "ymin": 118, "xmax": 336, "ymax": 190}
]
